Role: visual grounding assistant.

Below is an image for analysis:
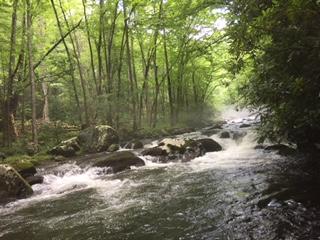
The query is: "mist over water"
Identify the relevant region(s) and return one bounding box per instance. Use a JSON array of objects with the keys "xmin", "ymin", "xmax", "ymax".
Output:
[{"xmin": 1, "ymin": 108, "xmax": 320, "ymax": 240}]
